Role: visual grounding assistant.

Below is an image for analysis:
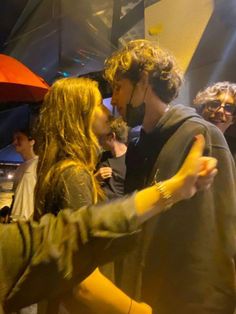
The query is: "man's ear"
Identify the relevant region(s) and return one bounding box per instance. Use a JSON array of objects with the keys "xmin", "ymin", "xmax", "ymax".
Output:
[
  {"xmin": 30, "ymin": 139, "xmax": 35, "ymax": 147},
  {"xmin": 108, "ymin": 132, "xmax": 116, "ymax": 142}
]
